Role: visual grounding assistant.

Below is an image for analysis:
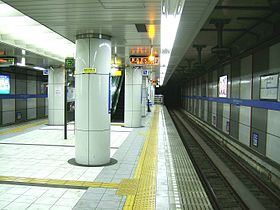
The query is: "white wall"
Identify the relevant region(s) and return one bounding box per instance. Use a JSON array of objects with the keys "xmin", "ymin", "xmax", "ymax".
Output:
[
  {"xmin": 266, "ymin": 43, "xmax": 280, "ymax": 164},
  {"xmin": 239, "ymin": 55, "xmax": 252, "ymax": 146},
  {"xmin": 212, "ymin": 70, "xmax": 217, "ymax": 126}
]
